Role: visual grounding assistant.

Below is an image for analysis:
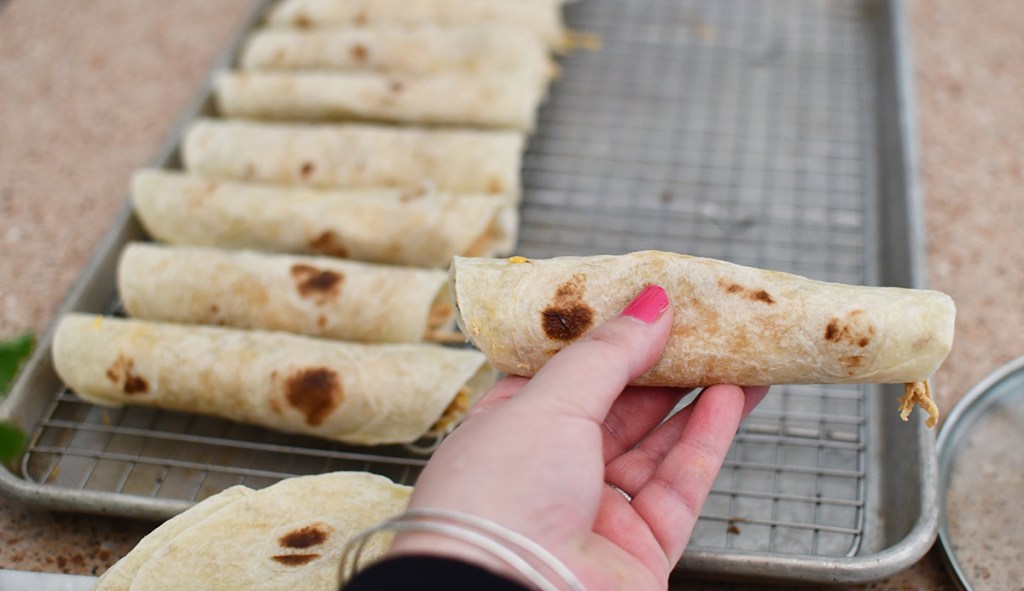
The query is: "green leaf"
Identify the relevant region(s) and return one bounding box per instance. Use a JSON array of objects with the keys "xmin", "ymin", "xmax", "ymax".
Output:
[
  {"xmin": 0, "ymin": 421, "xmax": 26, "ymax": 464},
  {"xmin": 0, "ymin": 332, "xmax": 34, "ymax": 395},
  {"xmin": 0, "ymin": 333, "xmax": 33, "ymax": 464}
]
